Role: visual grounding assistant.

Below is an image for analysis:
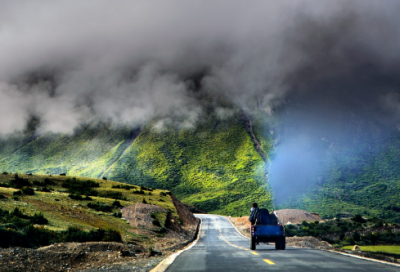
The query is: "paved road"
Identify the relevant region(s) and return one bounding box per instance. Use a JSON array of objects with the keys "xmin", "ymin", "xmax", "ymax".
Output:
[{"xmin": 166, "ymin": 214, "xmax": 400, "ymax": 272}]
